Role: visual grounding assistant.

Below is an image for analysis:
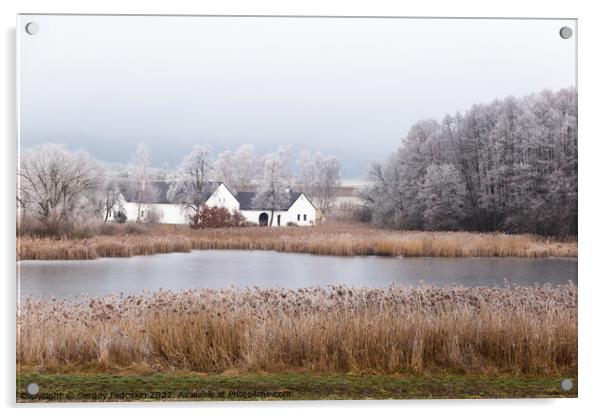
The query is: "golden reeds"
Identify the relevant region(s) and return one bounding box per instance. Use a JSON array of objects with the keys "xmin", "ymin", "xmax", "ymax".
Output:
[
  {"xmin": 16, "ymin": 223, "xmax": 577, "ymax": 261},
  {"xmin": 17, "ymin": 284, "xmax": 577, "ymax": 376}
]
